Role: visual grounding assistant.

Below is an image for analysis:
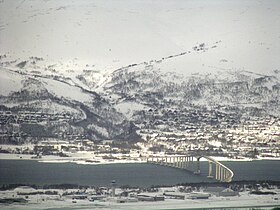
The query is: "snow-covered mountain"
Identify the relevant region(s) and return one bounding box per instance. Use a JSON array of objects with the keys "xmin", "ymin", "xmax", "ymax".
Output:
[
  {"xmin": 0, "ymin": 0, "xmax": 280, "ymax": 144},
  {"xmin": 1, "ymin": 49, "xmax": 279, "ymax": 144}
]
